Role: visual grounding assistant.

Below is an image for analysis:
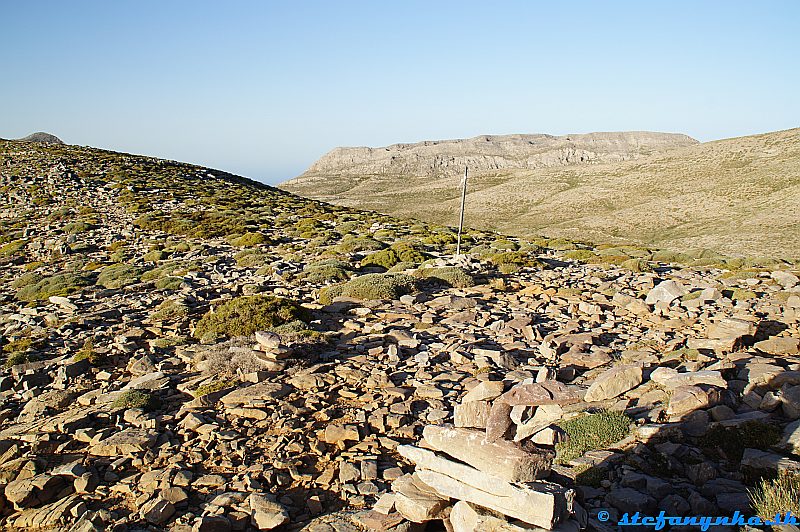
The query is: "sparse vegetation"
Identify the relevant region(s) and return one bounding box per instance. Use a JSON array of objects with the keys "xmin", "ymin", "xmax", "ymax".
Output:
[
  {"xmin": 413, "ymin": 266, "xmax": 476, "ymax": 288},
  {"xmin": 699, "ymin": 421, "xmax": 782, "ymax": 462},
  {"xmin": 97, "ymin": 263, "xmax": 143, "ymax": 289},
  {"xmin": 749, "ymin": 472, "xmax": 800, "ymax": 518},
  {"xmin": 111, "ymin": 390, "xmax": 158, "ymax": 411},
  {"xmin": 15, "ymin": 273, "xmax": 92, "ymax": 301},
  {"xmin": 319, "ymin": 273, "xmax": 419, "ymax": 304},
  {"xmin": 194, "ymin": 295, "xmax": 308, "ymax": 342},
  {"xmin": 556, "ymin": 411, "xmax": 631, "ymax": 464},
  {"xmin": 73, "ymin": 339, "xmax": 106, "ymax": 365}
]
